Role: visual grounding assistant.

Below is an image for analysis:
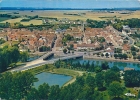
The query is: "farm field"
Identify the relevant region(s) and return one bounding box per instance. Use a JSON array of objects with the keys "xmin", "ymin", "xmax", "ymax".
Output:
[
  {"xmin": 0, "ymin": 10, "xmax": 140, "ymax": 26},
  {"xmin": 1, "ymin": 10, "xmax": 140, "ymax": 21},
  {"xmin": 0, "ymin": 17, "xmax": 11, "ymax": 22},
  {"xmin": 0, "ymin": 17, "xmax": 43, "ymax": 25}
]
